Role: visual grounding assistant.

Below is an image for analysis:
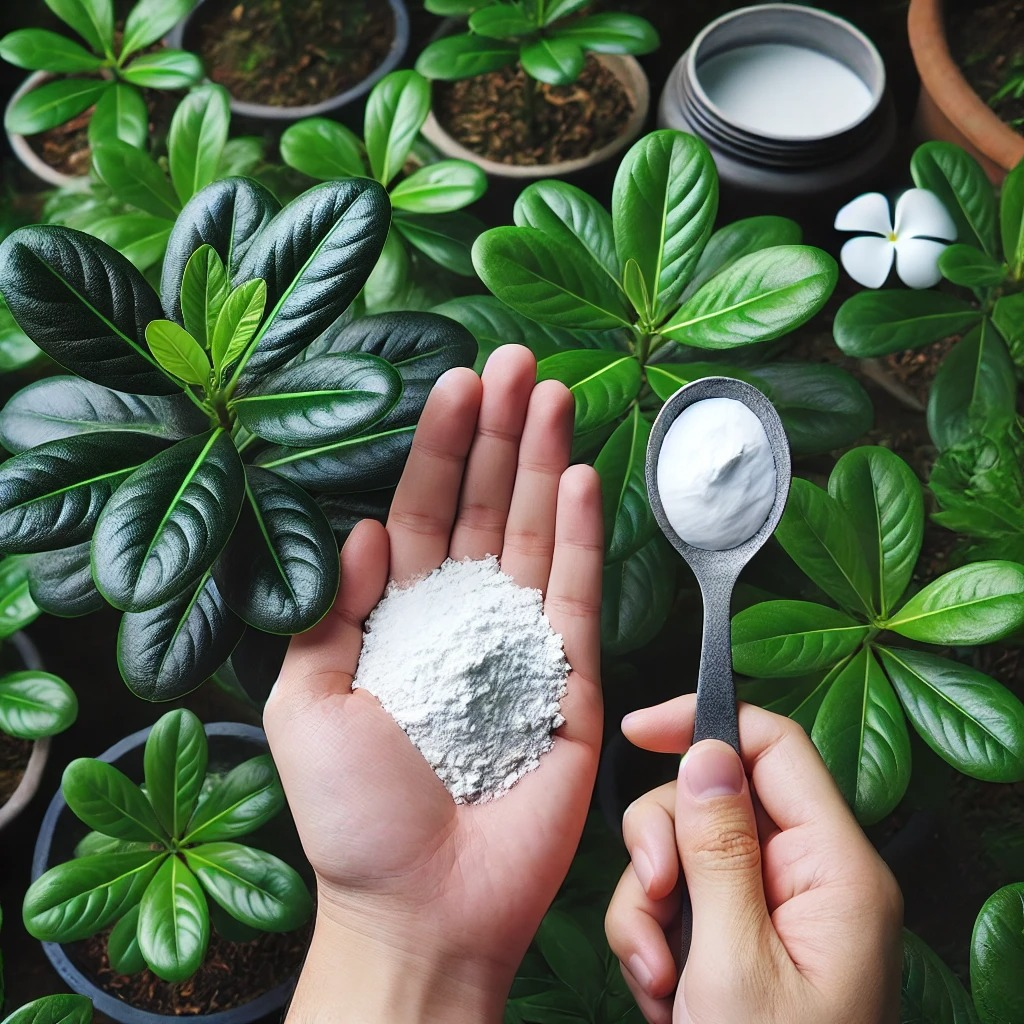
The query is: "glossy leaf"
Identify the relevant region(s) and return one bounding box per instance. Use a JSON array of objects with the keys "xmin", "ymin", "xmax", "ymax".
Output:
[
  {"xmin": 62, "ymin": 757, "xmax": 166, "ymax": 842},
  {"xmin": 971, "ymin": 883, "xmax": 1024, "ymax": 1024},
  {"xmin": 468, "ymin": 4, "xmax": 533, "ymax": 36},
  {"xmin": 138, "ymin": 856, "xmax": 209, "ymax": 982},
  {"xmin": 886, "ymin": 561, "xmax": 1024, "ymax": 644},
  {"xmin": 144, "ymin": 708, "xmax": 207, "ymax": 839},
  {"xmin": 0, "ymin": 29, "xmax": 104, "ymax": 72},
  {"xmin": 0, "ymin": 671, "xmax": 77, "ymax": 739},
  {"xmin": 551, "ymin": 12, "xmax": 660, "ymax": 54},
  {"xmin": 612, "ymin": 130, "xmax": 717, "ymax": 317},
  {"xmin": 45, "ymin": 0, "xmax": 113, "ymax": 53},
  {"xmin": 1, "ymin": 994, "xmax": 93, "ymax": 1024},
  {"xmin": 593, "ymin": 407, "xmax": 654, "ymax": 561},
  {"xmin": 184, "ymin": 754, "xmax": 284, "ymax": 843},
  {"xmin": 279, "ymin": 118, "xmax": 365, "ymax": 181},
  {"xmin": 145, "ymin": 320, "xmax": 210, "ymax": 385},
  {"xmin": 223, "ymin": 628, "xmax": 289, "ymax": 705},
  {"xmin": 0, "ymin": 556, "xmax": 40, "ymax": 638},
  {"xmin": 938, "ymin": 244, "xmax": 1007, "ymax": 287},
  {"xmin": 25, "ymin": 541, "xmax": 104, "ymax": 618},
  {"xmin": 88, "ymin": 83, "xmax": 148, "ymax": 148},
  {"xmin": 85, "ymin": 213, "xmax": 172, "ymax": 274},
  {"xmin": 118, "ymin": 573, "xmax": 245, "ymax": 702},
  {"xmin": 473, "ymin": 226, "xmax": 632, "ymax": 329},
  {"xmin": 828, "ymin": 446, "xmax": 923, "ymax": 617},
  {"xmin": 900, "ymin": 928, "xmax": 979, "ymax": 1024},
  {"xmin": 121, "ymin": 0, "xmax": 196, "ymax": 56},
  {"xmin": 1001, "ymin": 160, "xmax": 1024, "ymax": 271},
  {"xmin": 993, "ymin": 292, "xmax": 1024, "ymax": 369},
  {"xmin": 108, "ymin": 903, "xmax": 145, "ymax": 975},
  {"xmin": 602, "ymin": 534, "xmax": 676, "ymax": 656},
  {"xmin": 534, "ymin": 907, "xmax": 605, "ymax": 1002},
  {"xmin": 0, "ymin": 225, "xmax": 175, "ymax": 394},
  {"xmin": 168, "ymin": 83, "xmax": 231, "ymax": 206},
  {"xmin": 180, "ymin": 245, "xmax": 230, "ymax": 354},
  {"xmin": 811, "ymin": 646, "xmax": 911, "ymax": 825},
  {"xmin": 541, "ymin": 0, "xmax": 589, "ymax": 20},
  {"xmin": 519, "ymin": 36, "xmax": 584, "ymax": 85},
  {"xmin": 364, "ymin": 70, "xmax": 430, "ymax": 186},
  {"xmin": 661, "ymin": 245, "xmax": 837, "ymax": 348},
  {"xmin": 92, "ymin": 140, "xmax": 180, "ymax": 220},
  {"xmin": 120, "ymin": 49, "xmax": 203, "ymax": 90},
  {"xmin": 732, "ymin": 601, "xmax": 870, "ymax": 678},
  {"xmin": 393, "ymin": 210, "xmax": 482, "ymax": 275},
  {"xmin": 4, "ymin": 77, "xmax": 107, "ymax": 135},
  {"xmin": 211, "ymin": 279, "xmax": 266, "ymax": 372},
  {"xmin": 390, "ymin": 160, "xmax": 487, "ymax": 214},
  {"xmin": 878, "ymin": 646, "xmax": 1024, "ymax": 782},
  {"xmin": 185, "ymin": 842, "xmax": 312, "ymax": 931},
  {"xmin": 92, "ymin": 430, "xmax": 245, "ymax": 612},
  {"xmin": 0, "ymin": 433, "xmax": 165, "ymax": 553},
  {"xmin": 536, "ymin": 350, "xmax": 640, "ymax": 434},
  {"xmin": 213, "ymin": 467, "xmax": 339, "ymax": 633},
  {"xmin": 740, "ymin": 663, "xmax": 842, "ymax": 735},
  {"xmin": 415, "ymin": 33, "xmax": 518, "ymax": 80}
]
